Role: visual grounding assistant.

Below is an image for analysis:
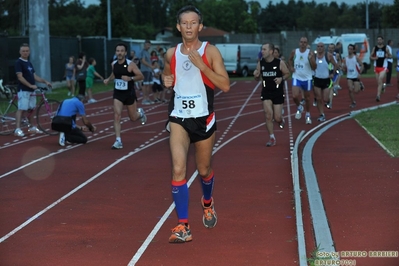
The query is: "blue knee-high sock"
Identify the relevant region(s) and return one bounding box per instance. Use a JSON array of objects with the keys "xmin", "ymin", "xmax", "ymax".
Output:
[
  {"xmin": 172, "ymin": 179, "xmax": 189, "ymax": 224},
  {"xmin": 201, "ymin": 171, "xmax": 214, "ymax": 204}
]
